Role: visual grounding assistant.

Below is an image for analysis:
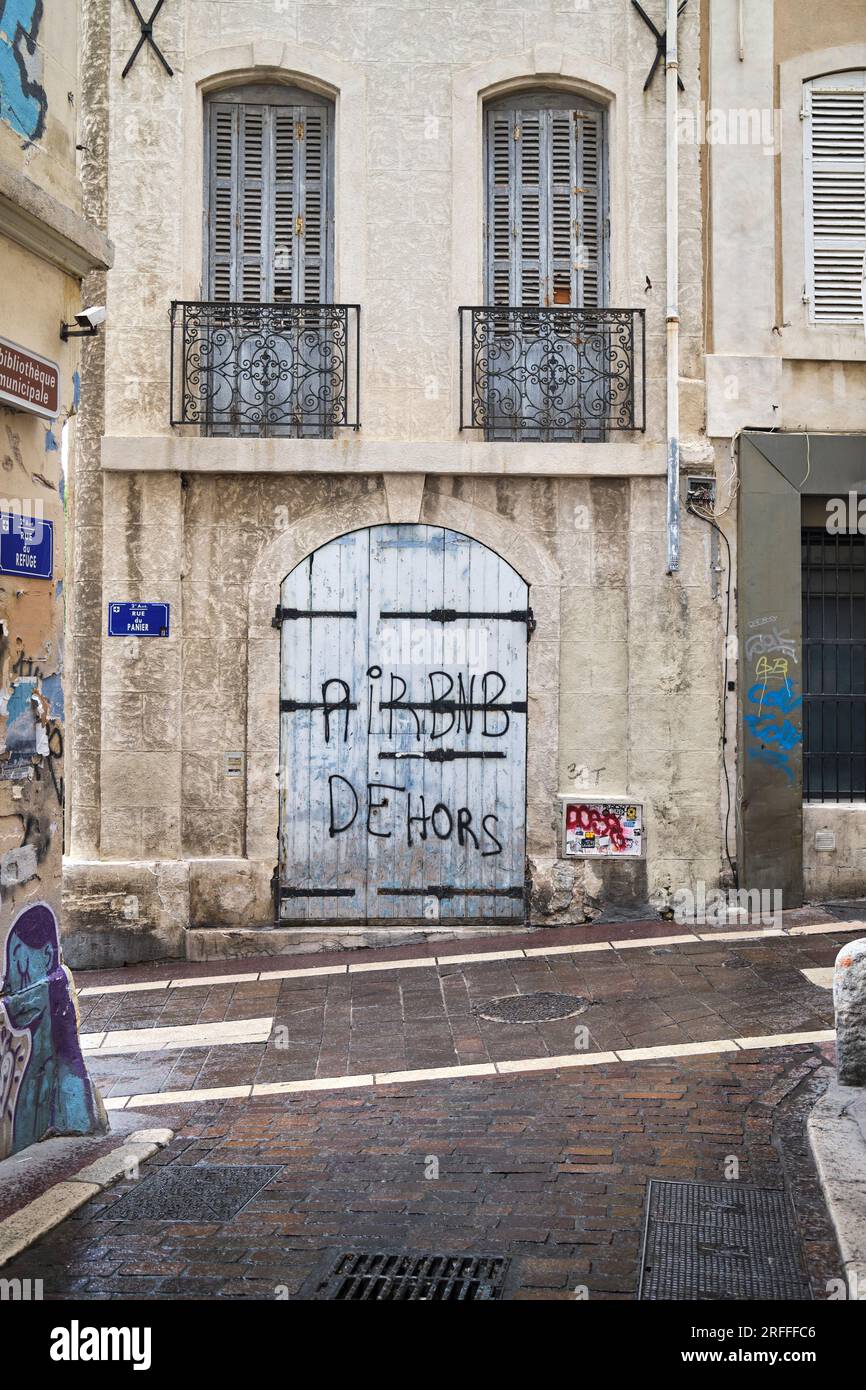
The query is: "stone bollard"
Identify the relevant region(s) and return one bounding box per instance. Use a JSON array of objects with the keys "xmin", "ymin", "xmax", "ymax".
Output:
[{"xmin": 834, "ymin": 938, "xmax": 866, "ymax": 1086}]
